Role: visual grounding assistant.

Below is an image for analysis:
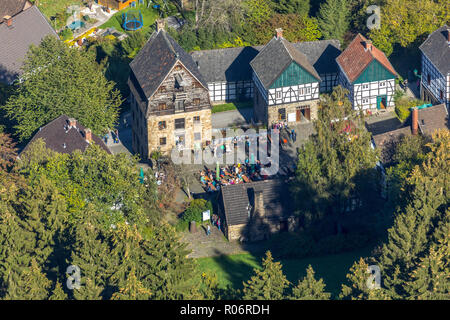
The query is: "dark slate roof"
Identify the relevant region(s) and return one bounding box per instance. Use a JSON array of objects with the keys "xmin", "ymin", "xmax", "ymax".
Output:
[
  {"xmin": 220, "ymin": 179, "xmax": 293, "ymax": 226},
  {"xmin": 250, "ymin": 36, "xmax": 321, "ymax": 90},
  {"xmin": 191, "ymin": 46, "xmax": 260, "ymax": 83},
  {"xmin": 371, "ymin": 126, "xmax": 412, "ymax": 164},
  {"xmin": 21, "ymin": 115, "xmax": 111, "ymax": 155},
  {"xmin": 0, "ymin": 0, "xmax": 29, "ymax": 19},
  {"xmin": 292, "ymin": 40, "xmax": 341, "ymax": 75},
  {"xmin": 419, "ymin": 25, "xmax": 450, "ymax": 75},
  {"xmin": 129, "ymin": 30, "xmax": 208, "ymax": 99},
  {"xmin": 418, "ymin": 104, "xmax": 449, "ymax": 135},
  {"xmin": 336, "ymin": 33, "xmax": 397, "ymax": 83},
  {"xmin": 191, "ymin": 40, "xmax": 341, "ymax": 84},
  {"xmin": 0, "ymin": 5, "xmax": 57, "ymax": 84}
]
